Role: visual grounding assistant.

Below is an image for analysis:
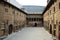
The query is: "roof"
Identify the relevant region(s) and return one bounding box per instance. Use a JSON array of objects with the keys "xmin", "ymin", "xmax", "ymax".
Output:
[{"xmin": 22, "ymin": 5, "xmax": 45, "ymax": 14}]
